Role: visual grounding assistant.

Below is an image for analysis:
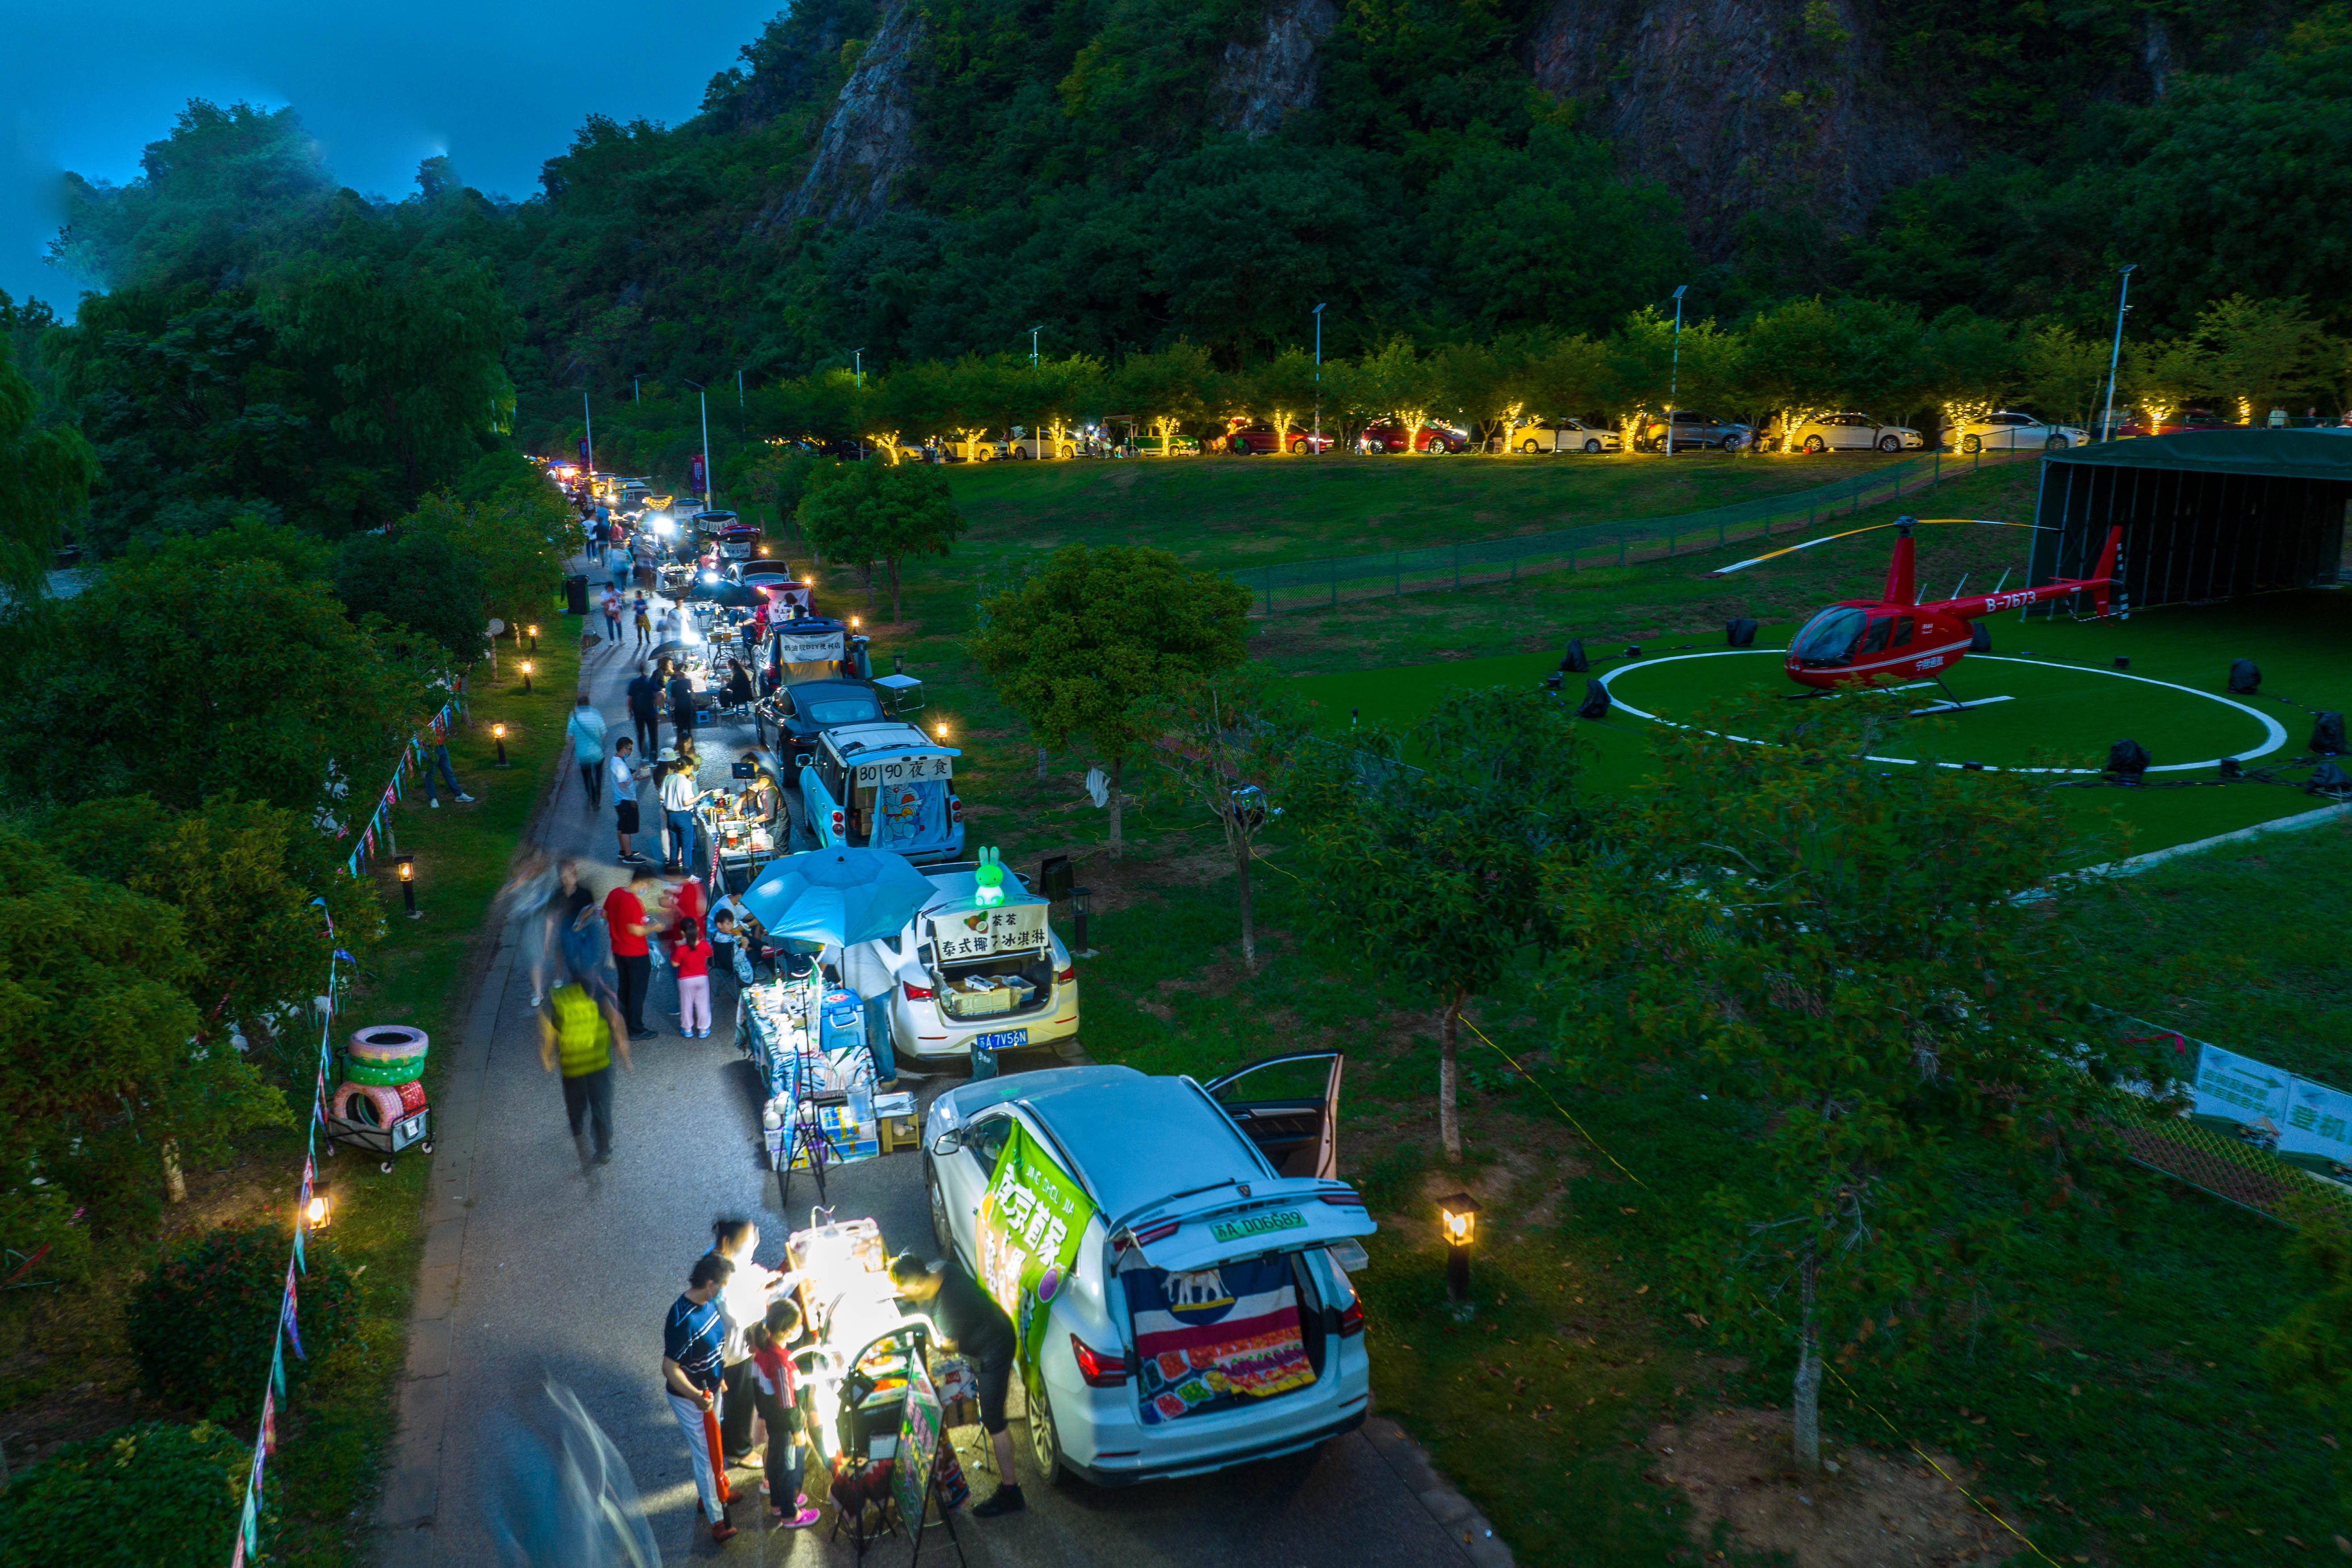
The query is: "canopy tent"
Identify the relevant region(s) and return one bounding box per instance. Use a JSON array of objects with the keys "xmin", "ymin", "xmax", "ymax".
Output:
[{"xmin": 2033, "ymin": 430, "xmax": 2352, "ymax": 612}]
